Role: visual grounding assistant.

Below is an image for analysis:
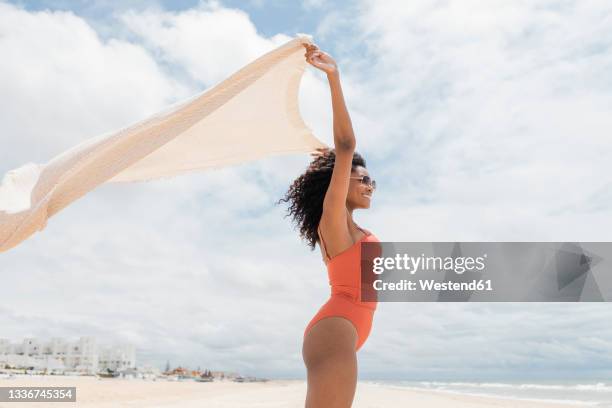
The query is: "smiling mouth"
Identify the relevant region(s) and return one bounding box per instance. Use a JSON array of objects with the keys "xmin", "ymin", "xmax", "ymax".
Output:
[{"xmin": 363, "ymin": 194, "xmax": 372, "ymax": 199}]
